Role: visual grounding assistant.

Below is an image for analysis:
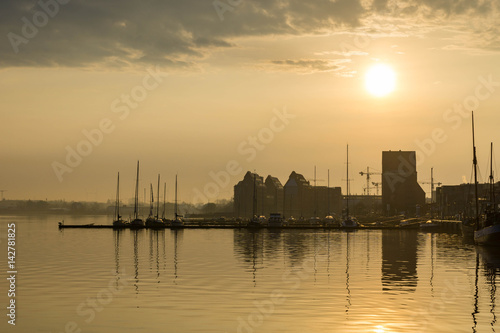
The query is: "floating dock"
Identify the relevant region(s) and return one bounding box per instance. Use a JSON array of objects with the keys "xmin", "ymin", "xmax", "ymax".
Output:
[{"xmin": 58, "ymin": 219, "xmax": 462, "ymax": 231}]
